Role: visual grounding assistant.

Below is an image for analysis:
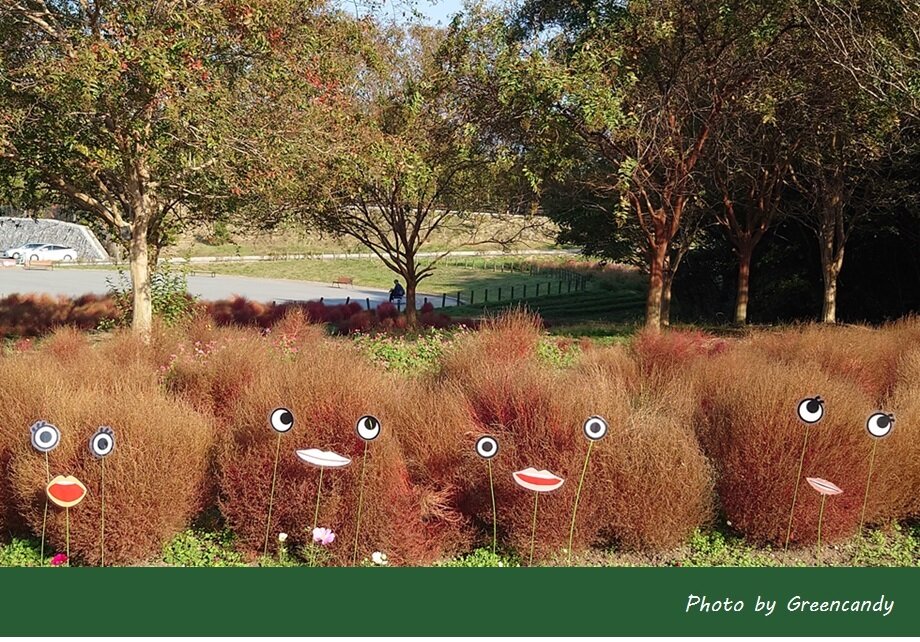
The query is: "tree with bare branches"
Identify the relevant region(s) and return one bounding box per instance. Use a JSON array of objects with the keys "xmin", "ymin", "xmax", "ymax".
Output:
[{"xmin": 274, "ymin": 25, "xmax": 539, "ymax": 325}]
